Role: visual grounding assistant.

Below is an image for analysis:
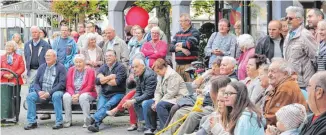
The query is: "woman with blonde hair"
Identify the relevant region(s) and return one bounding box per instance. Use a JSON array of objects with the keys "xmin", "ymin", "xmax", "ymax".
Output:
[{"xmin": 12, "ymin": 33, "xmax": 24, "ymax": 55}]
